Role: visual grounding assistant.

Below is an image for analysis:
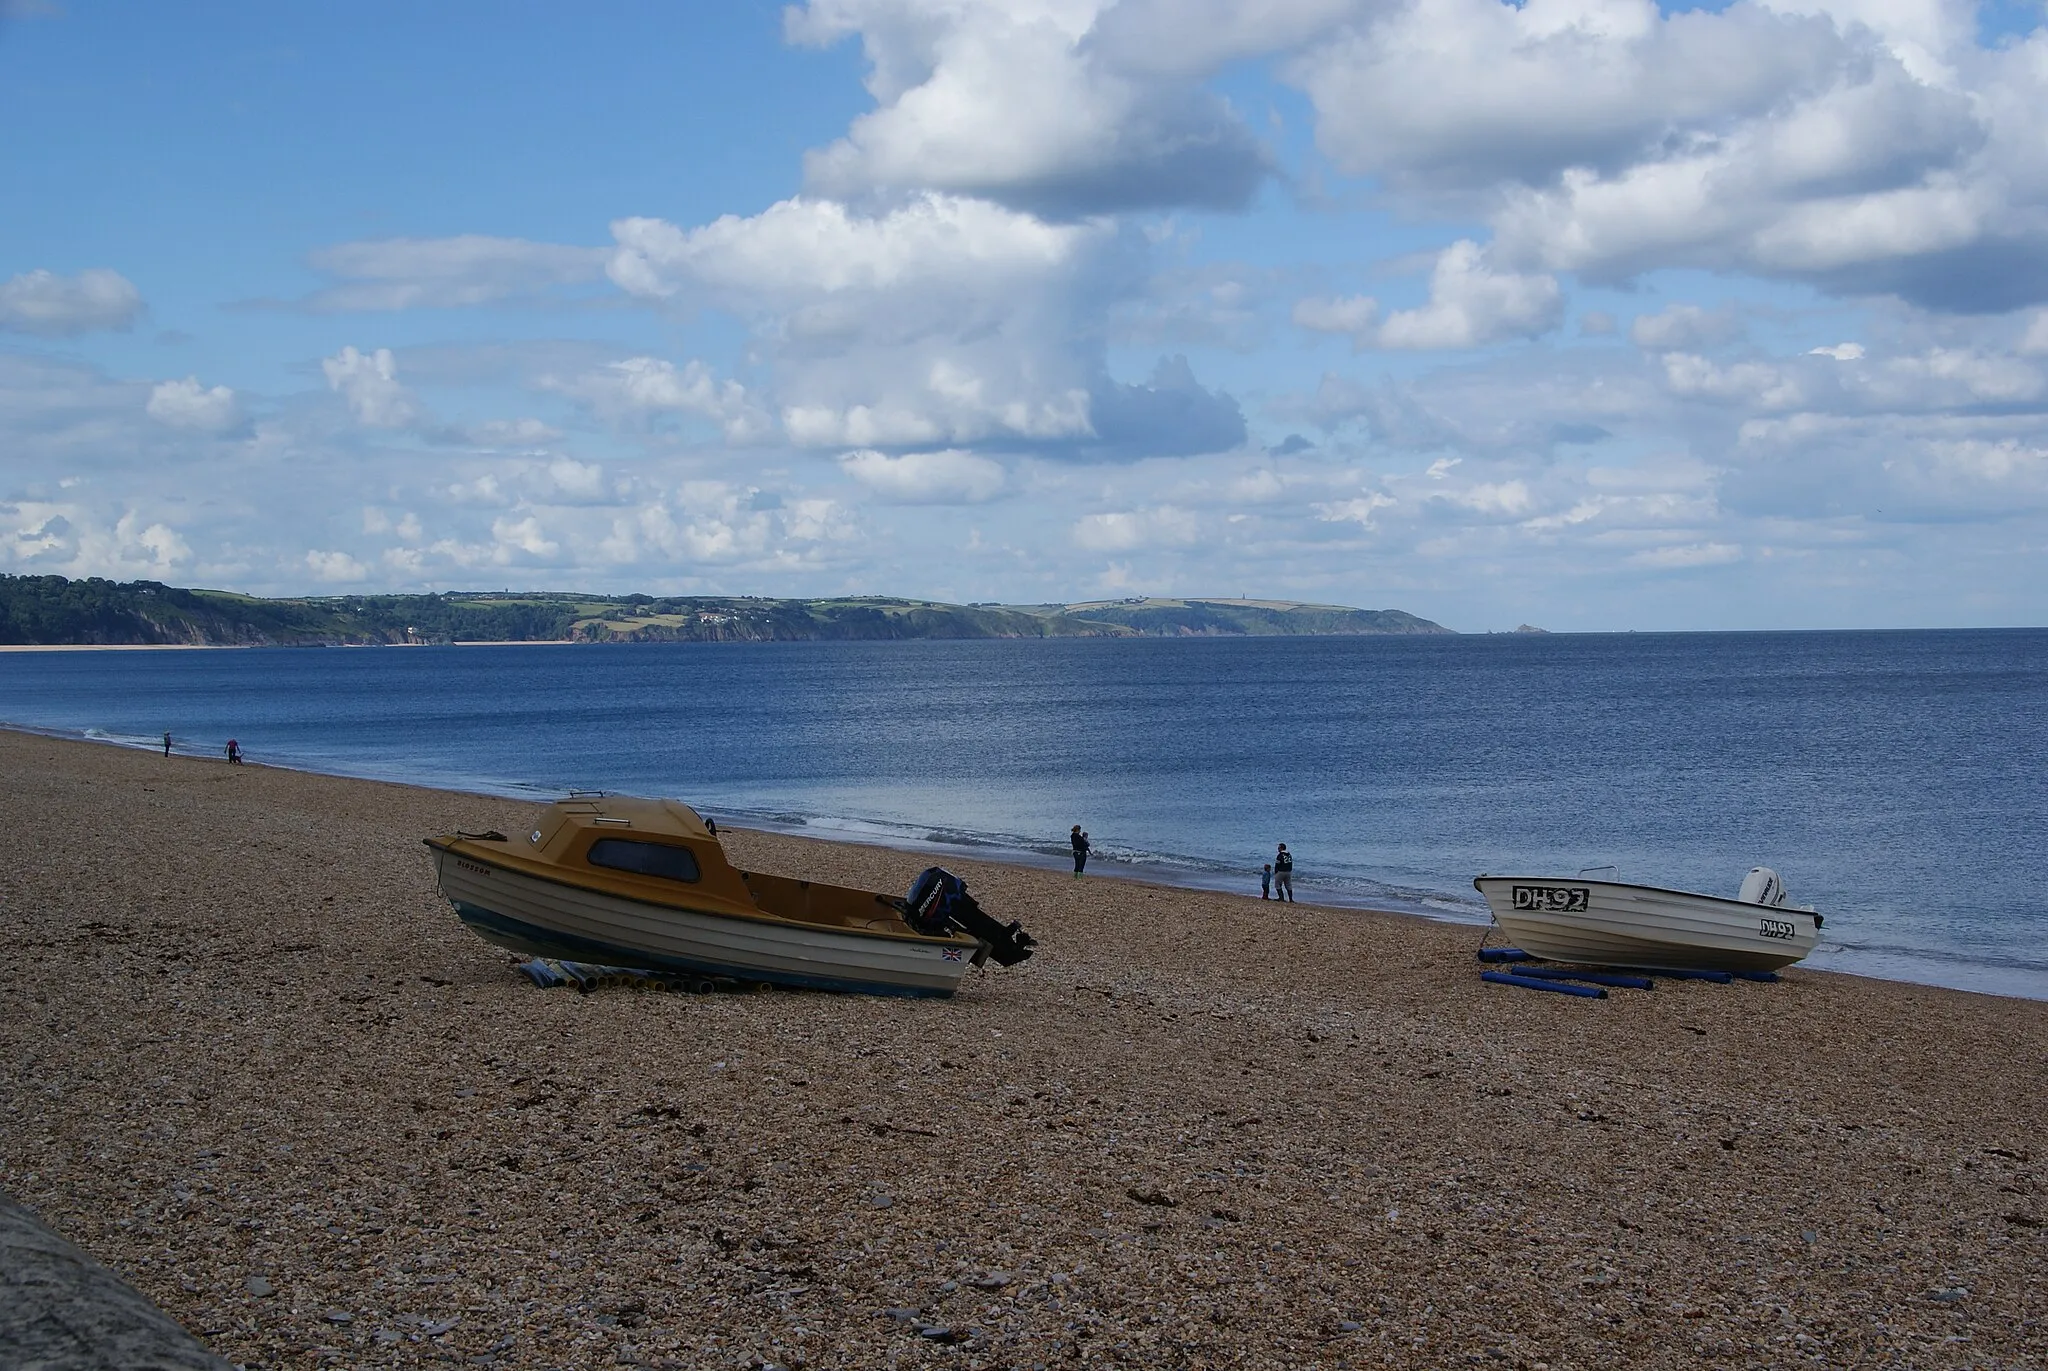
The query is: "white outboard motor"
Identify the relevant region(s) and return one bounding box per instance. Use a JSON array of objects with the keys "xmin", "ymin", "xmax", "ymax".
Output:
[{"xmin": 1738, "ymin": 866, "xmax": 1787, "ymax": 907}]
